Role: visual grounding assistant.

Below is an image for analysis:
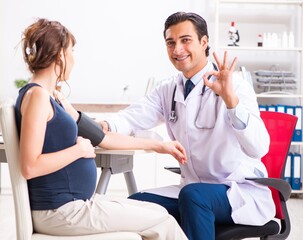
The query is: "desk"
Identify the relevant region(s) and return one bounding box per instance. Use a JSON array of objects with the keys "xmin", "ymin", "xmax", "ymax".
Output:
[{"xmin": 0, "ymin": 142, "xmax": 142, "ymax": 195}]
